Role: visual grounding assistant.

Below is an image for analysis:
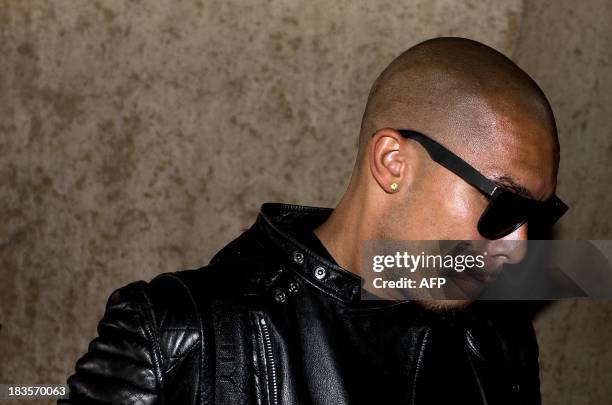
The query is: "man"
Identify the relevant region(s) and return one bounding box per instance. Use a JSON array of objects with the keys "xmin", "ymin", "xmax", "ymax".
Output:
[{"xmin": 60, "ymin": 37, "xmax": 566, "ymax": 404}]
